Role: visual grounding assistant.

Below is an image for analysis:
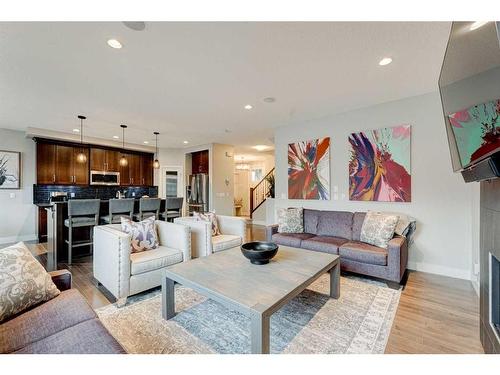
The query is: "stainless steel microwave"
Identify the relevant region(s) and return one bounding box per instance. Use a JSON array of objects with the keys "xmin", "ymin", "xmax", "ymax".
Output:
[{"xmin": 90, "ymin": 170, "xmax": 120, "ymax": 185}]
